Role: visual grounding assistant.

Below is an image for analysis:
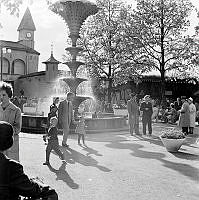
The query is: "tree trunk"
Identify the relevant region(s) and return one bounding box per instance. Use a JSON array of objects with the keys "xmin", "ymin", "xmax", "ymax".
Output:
[
  {"xmin": 160, "ymin": 69, "xmax": 166, "ymax": 107},
  {"xmin": 160, "ymin": 0, "xmax": 166, "ymax": 107},
  {"xmin": 108, "ymin": 77, "xmax": 112, "ymax": 104}
]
